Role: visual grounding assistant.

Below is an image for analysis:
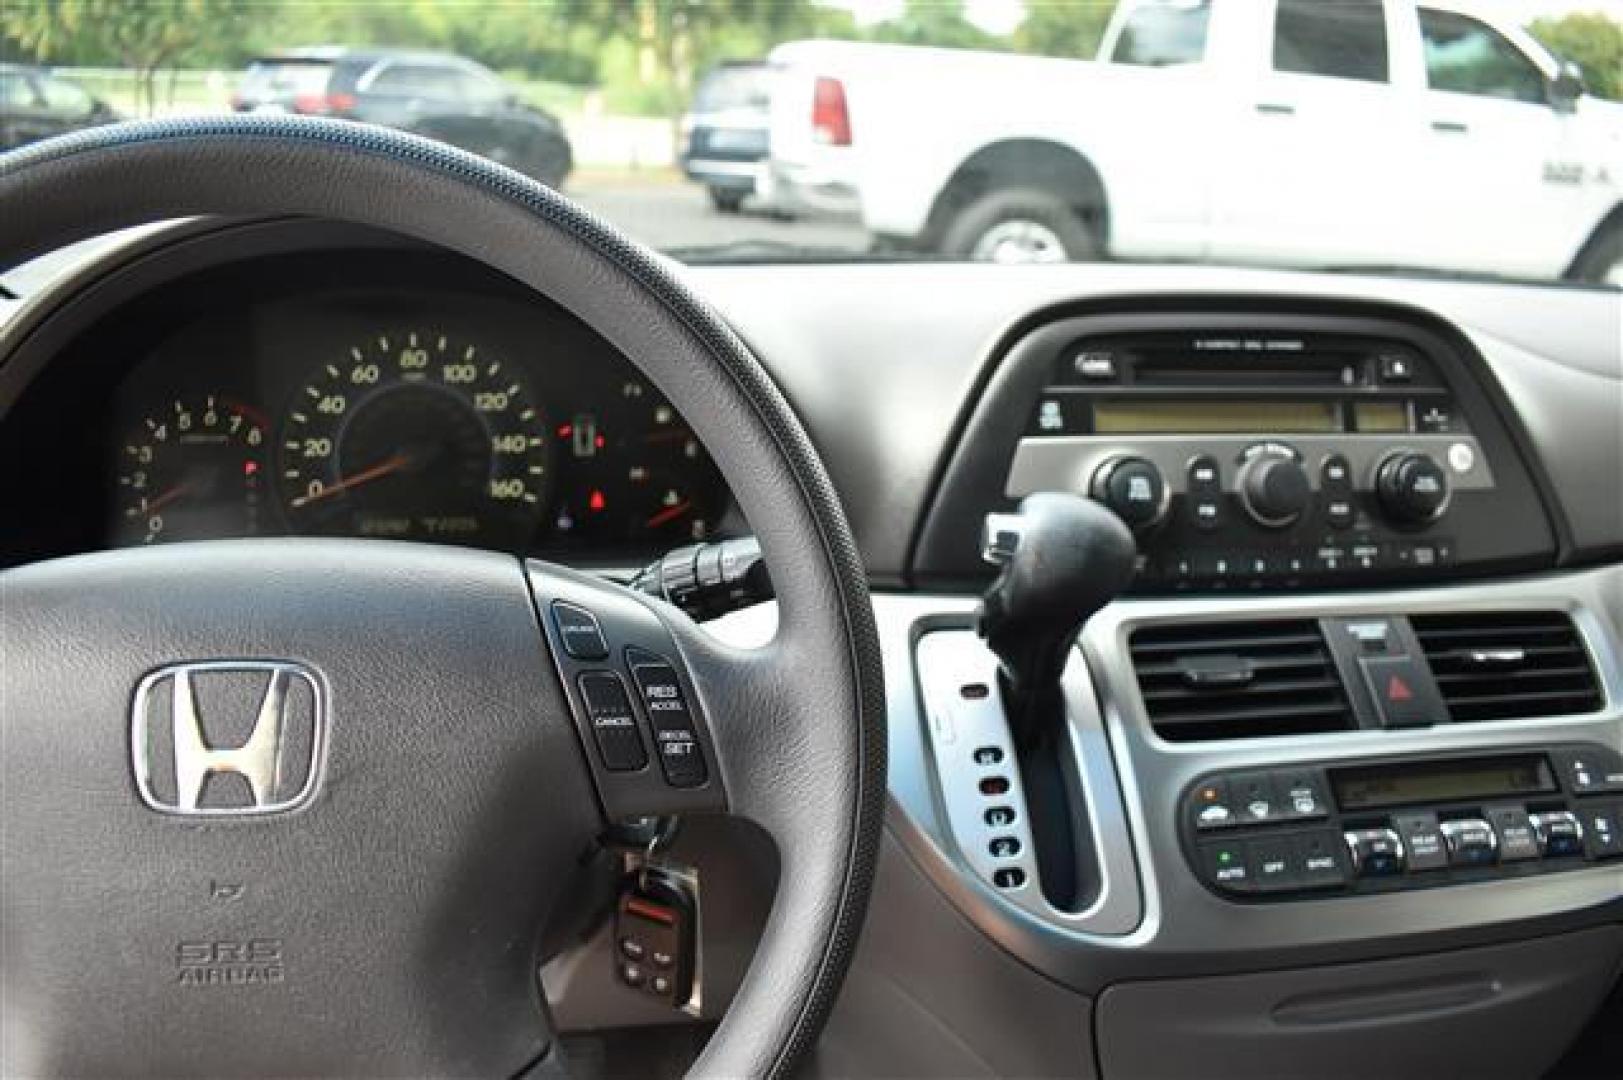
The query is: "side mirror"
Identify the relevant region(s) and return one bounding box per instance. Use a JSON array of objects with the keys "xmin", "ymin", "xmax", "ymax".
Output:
[{"xmin": 1549, "ymin": 61, "xmax": 1585, "ymax": 113}]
